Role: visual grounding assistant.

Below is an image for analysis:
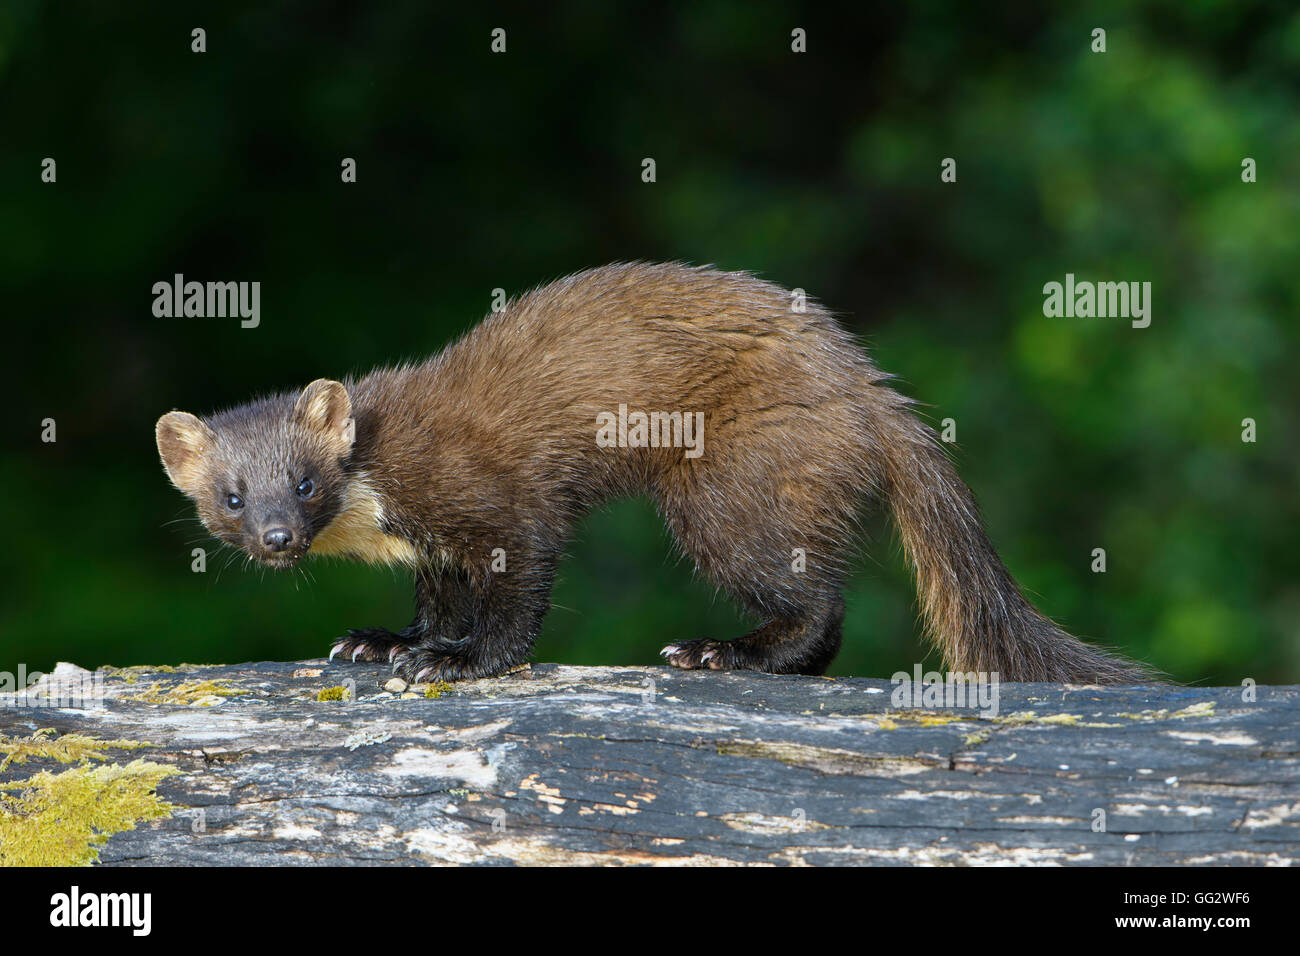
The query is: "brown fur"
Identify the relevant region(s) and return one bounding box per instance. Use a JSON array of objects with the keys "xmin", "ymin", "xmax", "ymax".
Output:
[{"xmin": 157, "ymin": 262, "xmax": 1154, "ymax": 684}]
